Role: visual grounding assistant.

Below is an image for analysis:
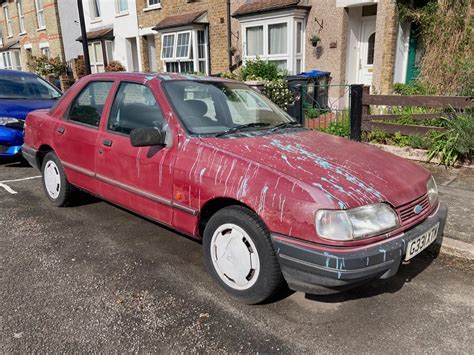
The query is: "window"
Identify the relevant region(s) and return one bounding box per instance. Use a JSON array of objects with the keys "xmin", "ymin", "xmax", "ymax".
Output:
[
  {"xmin": 108, "ymin": 82, "xmax": 166, "ymax": 135},
  {"xmin": 241, "ymin": 15, "xmax": 306, "ymax": 74},
  {"xmin": 90, "ymin": 0, "xmax": 101, "ymax": 19},
  {"xmin": 246, "ymin": 26, "xmax": 263, "ymax": 56},
  {"xmin": 0, "ymin": 72, "xmax": 61, "ymax": 99},
  {"xmin": 161, "ymin": 29, "xmax": 209, "ymax": 74},
  {"xmin": 35, "ymin": 0, "xmax": 45, "ymax": 29},
  {"xmin": 40, "ymin": 46, "xmax": 50, "ymax": 59},
  {"xmin": 163, "ymin": 81, "xmax": 292, "ymax": 135},
  {"xmin": 68, "ymin": 81, "xmax": 113, "ymax": 127},
  {"xmin": 17, "ymin": 0, "xmax": 26, "ymax": 33},
  {"xmin": 147, "ymin": 0, "xmax": 160, "ymax": 8},
  {"xmin": 367, "ymin": 32, "xmax": 375, "ymax": 65},
  {"xmin": 175, "ymin": 32, "xmax": 191, "ymax": 59},
  {"xmin": 13, "ymin": 51, "xmax": 21, "ymax": 70},
  {"xmin": 88, "ymin": 41, "xmax": 105, "ymax": 73},
  {"xmin": 0, "ymin": 29, "xmax": 3, "ymax": 47},
  {"xmin": 2, "ymin": 52, "xmax": 13, "ymax": 70},
  {"xmin": 105, "ymin": 41, "xmax": 114, "ymax": 62},
  {"xmin": 161, "ymin": 34, "xmax": 174, "ymax": 59},
  {"xmin": 3, "ymin": 6, "xmax": 12, "ymax": 37},
  {"xmin": 116, "ymin": 0, "xmax": 128, "ymax": 13},
  {"xmin": 1, "ymin": 50, "xmax": 21, "ymax": 70}
]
